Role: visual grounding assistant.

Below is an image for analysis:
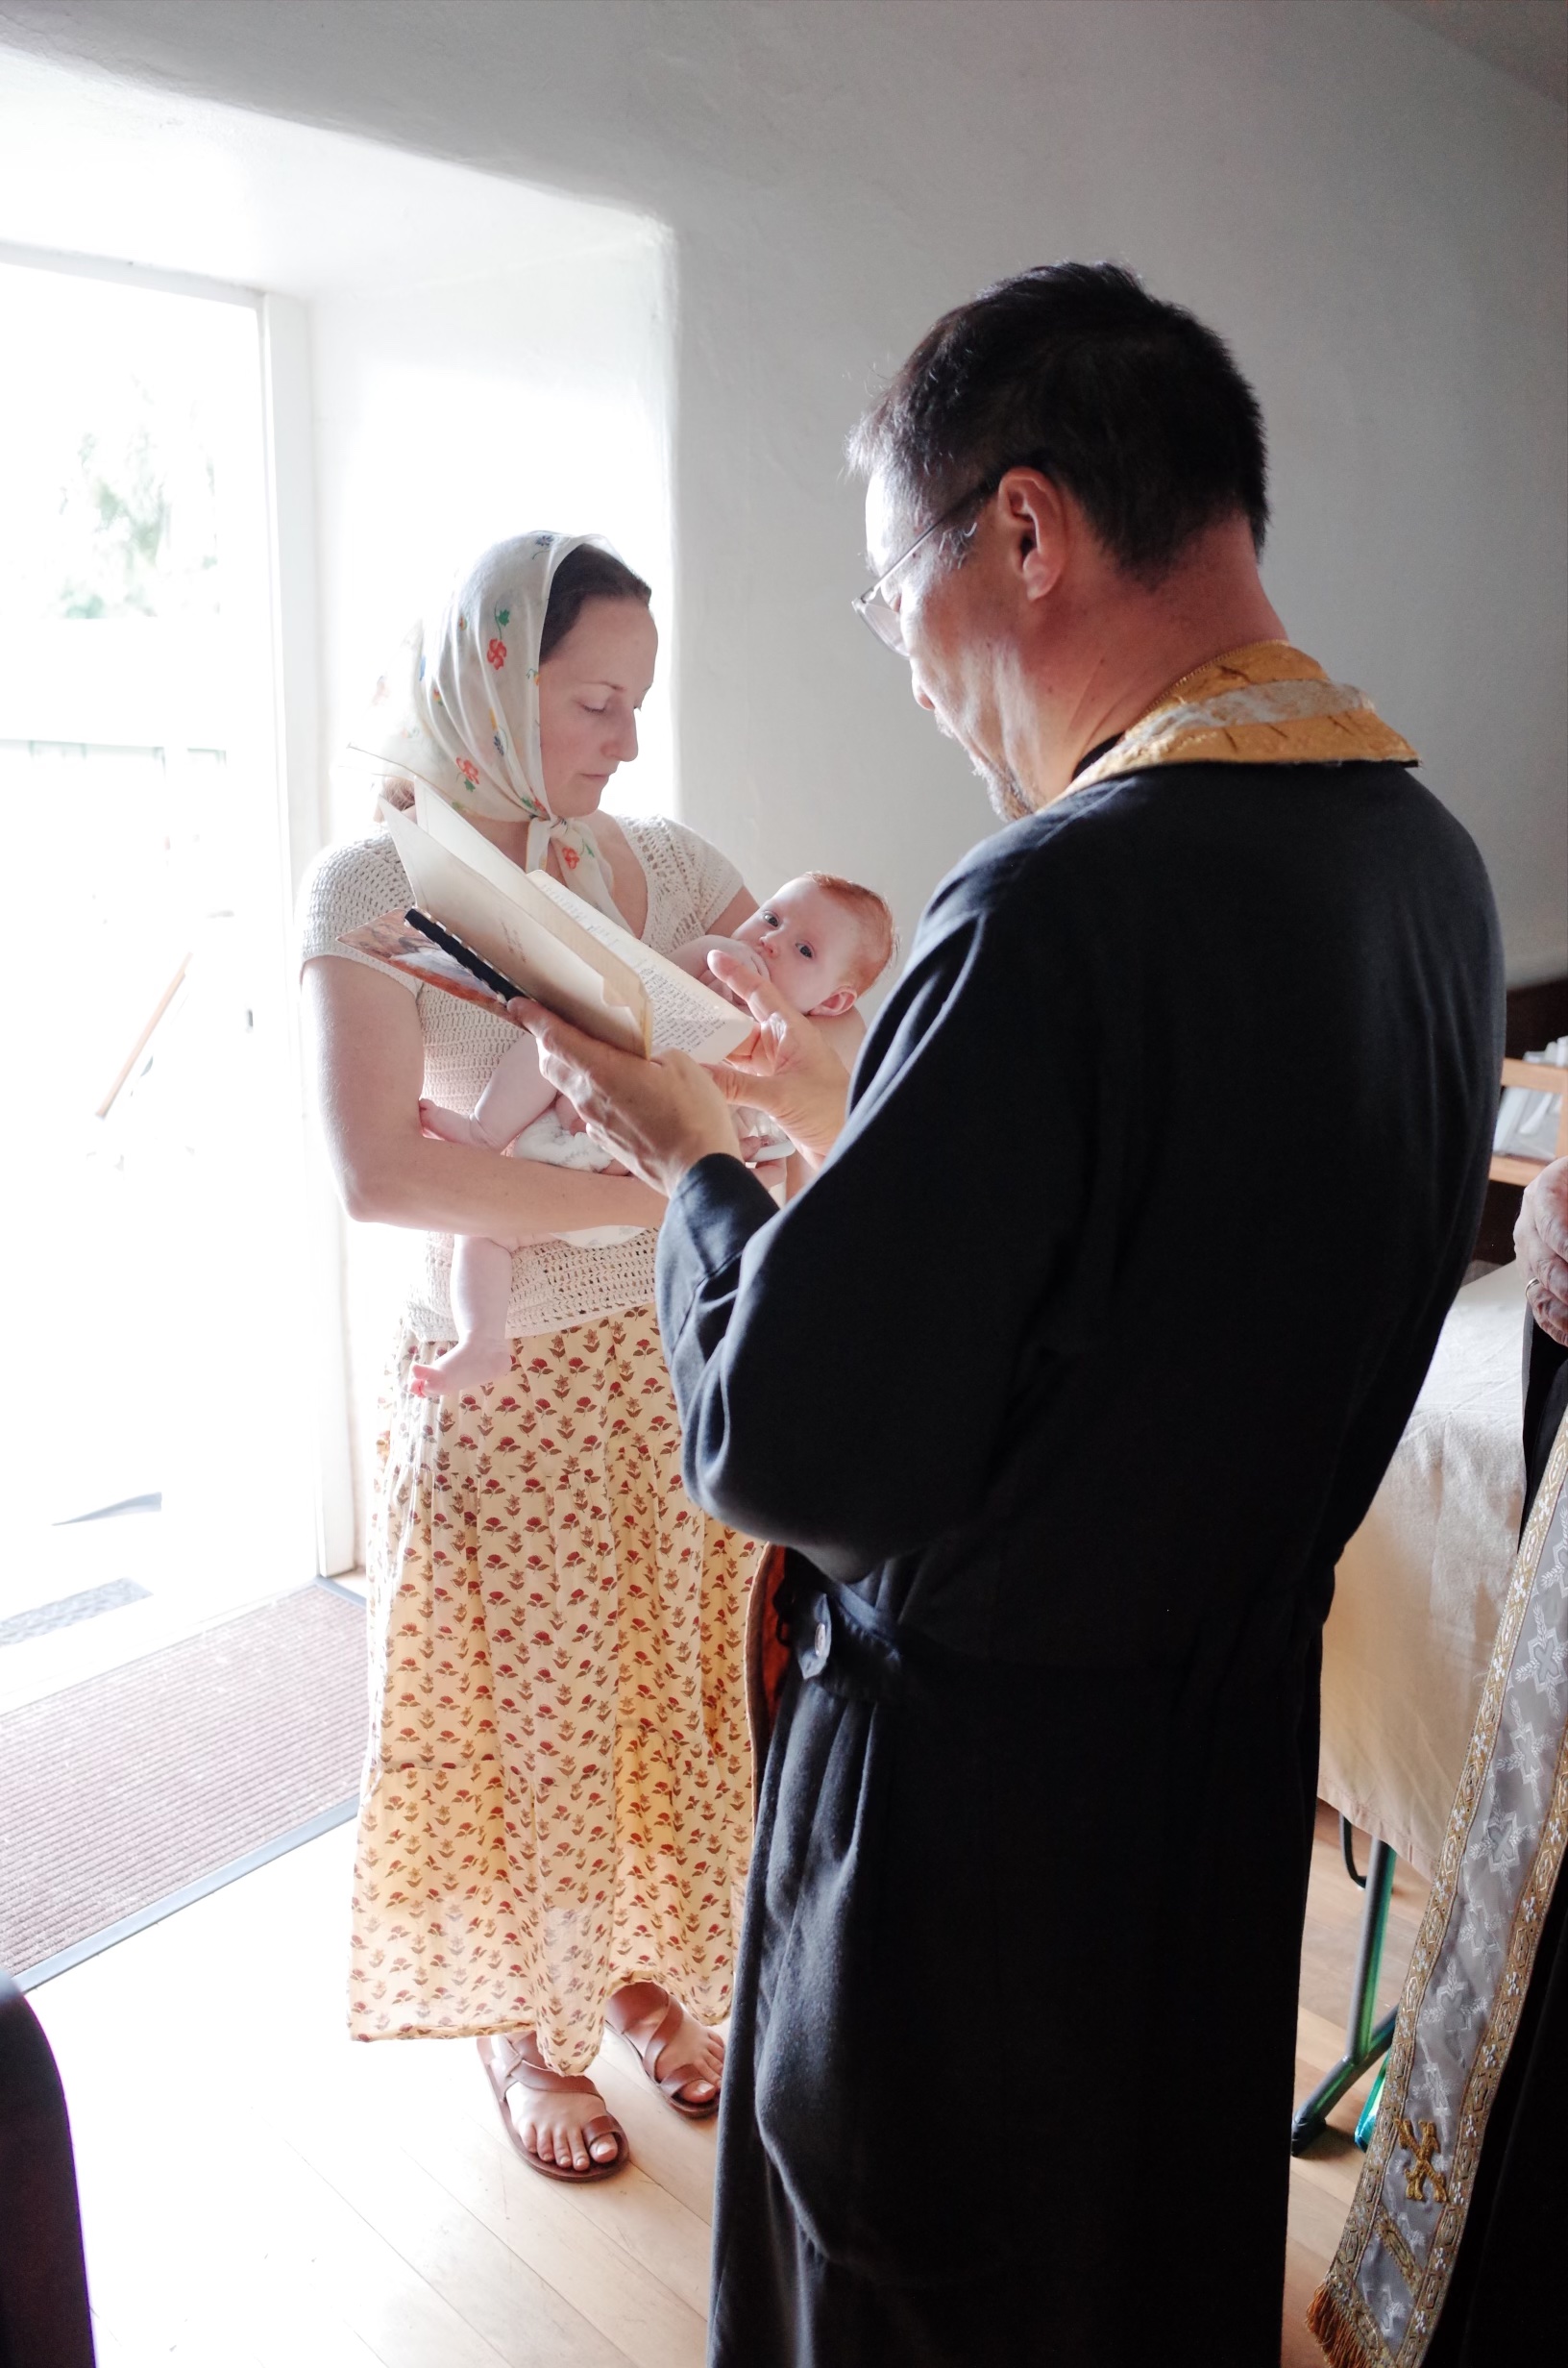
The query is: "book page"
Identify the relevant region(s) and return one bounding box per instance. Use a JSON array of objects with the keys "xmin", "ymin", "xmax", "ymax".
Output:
[
  {"xmin": 381, "ymin": 800, "xmax": 651, "ymax": 1055},
  {"xmin": 526, "ymin": 871, "xmax": 754, "ymax": 1063}
]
